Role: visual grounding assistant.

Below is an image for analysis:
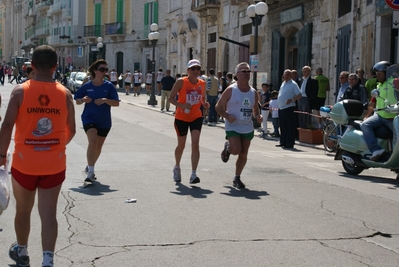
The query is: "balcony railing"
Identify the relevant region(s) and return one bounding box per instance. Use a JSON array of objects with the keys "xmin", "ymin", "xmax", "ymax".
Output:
[
  {"xmin": 105, "ymin": 22, "xmax": 126, "ymax": 36},
  {"xmin": 35, "ymin": 27, "xmax": 50, "ymax": 37},
  {"xmin": 36, "ymin": 0, "xmax": 51, "ymax": 11},
  {"xmin": 84, "ymin": 25, "xmax": 103, "ymax": 38},
  {"xmin": 62, "ymin": 7, "xmax": 72, "ymax": 18},
  {"xmin": 191, "ymin": 0, "xmax": 220, "ymax": 12},
  {"xmin": 48, "ymin": 1, "xmax": 62, "ymax": 14}
]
